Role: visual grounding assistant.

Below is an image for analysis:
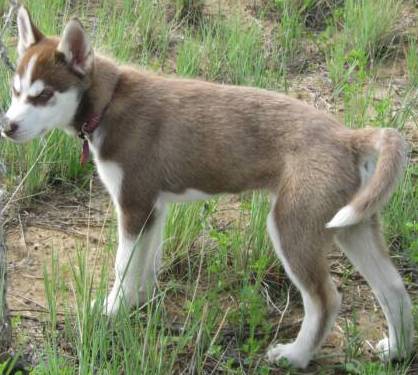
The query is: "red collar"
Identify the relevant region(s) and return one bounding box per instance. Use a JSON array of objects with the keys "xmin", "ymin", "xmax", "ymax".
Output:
[
  {"xmin": 78, "ymin": 78, "xmax": 119, "ymax": 166},
  {"xmin": 79, "ymin": 112, "xmax": 103, "ymax": 166}
]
